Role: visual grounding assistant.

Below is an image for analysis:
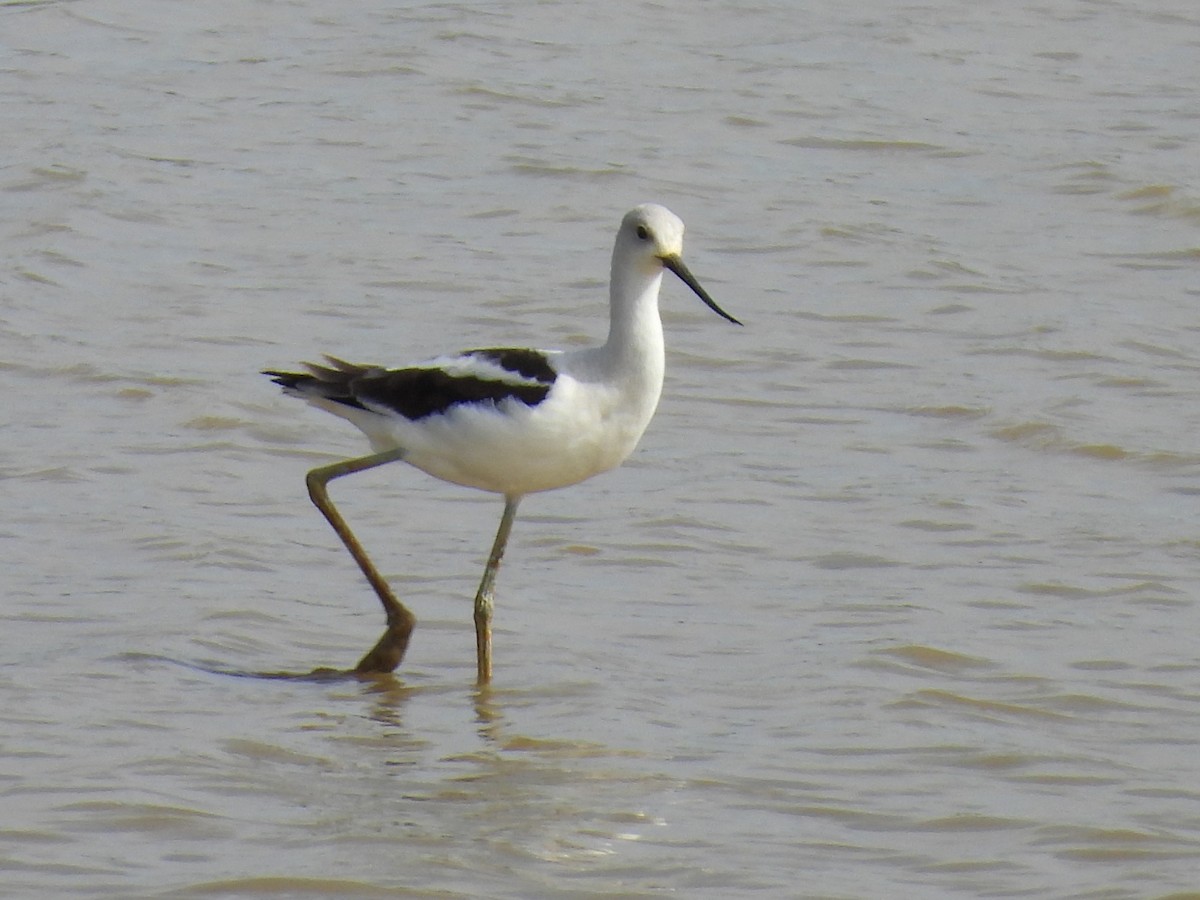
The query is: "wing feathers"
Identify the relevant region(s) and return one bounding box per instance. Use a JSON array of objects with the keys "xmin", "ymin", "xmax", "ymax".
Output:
[{"xmin": 264, "ymin": 348, "xmax": 558, "ymax": 421}]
